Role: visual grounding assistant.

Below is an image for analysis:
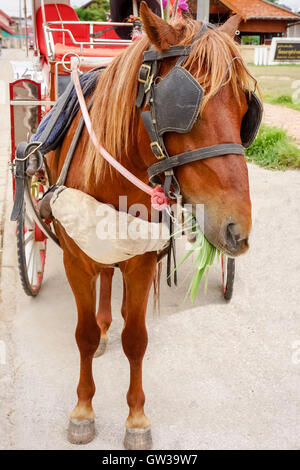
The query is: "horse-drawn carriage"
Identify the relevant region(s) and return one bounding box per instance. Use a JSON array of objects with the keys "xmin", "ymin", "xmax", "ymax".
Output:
[{"xmin": 9, "ymin": 0, "xmax": 262, "ymax": 448}]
